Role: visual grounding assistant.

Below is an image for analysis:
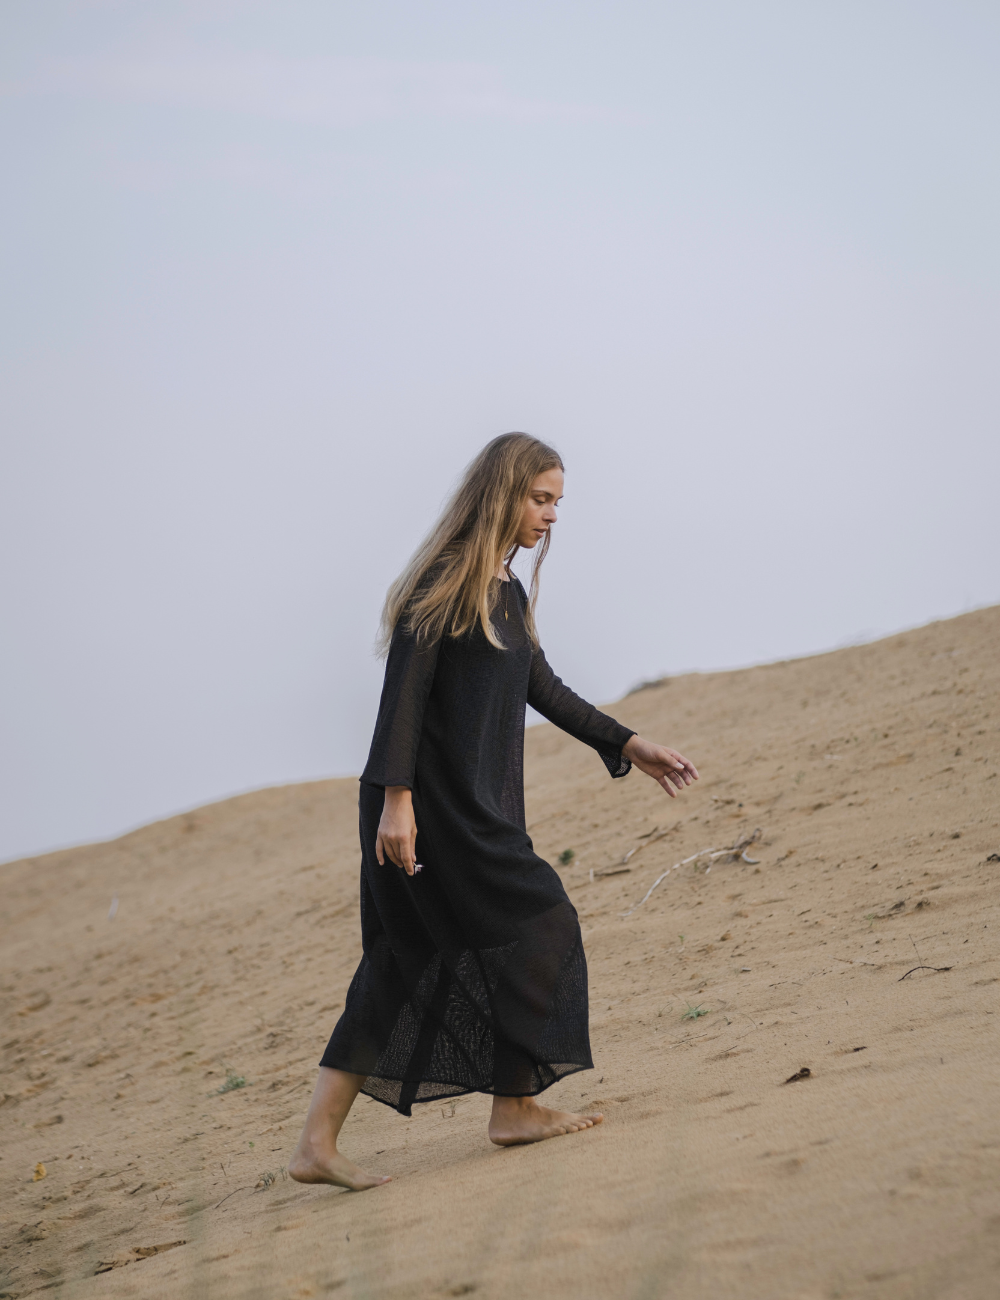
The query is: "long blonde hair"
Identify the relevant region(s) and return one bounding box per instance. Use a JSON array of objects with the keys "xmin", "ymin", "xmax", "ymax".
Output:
[{"xmin": 378, "ymin": 432, "xmax": 564, "ymax": 654}]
